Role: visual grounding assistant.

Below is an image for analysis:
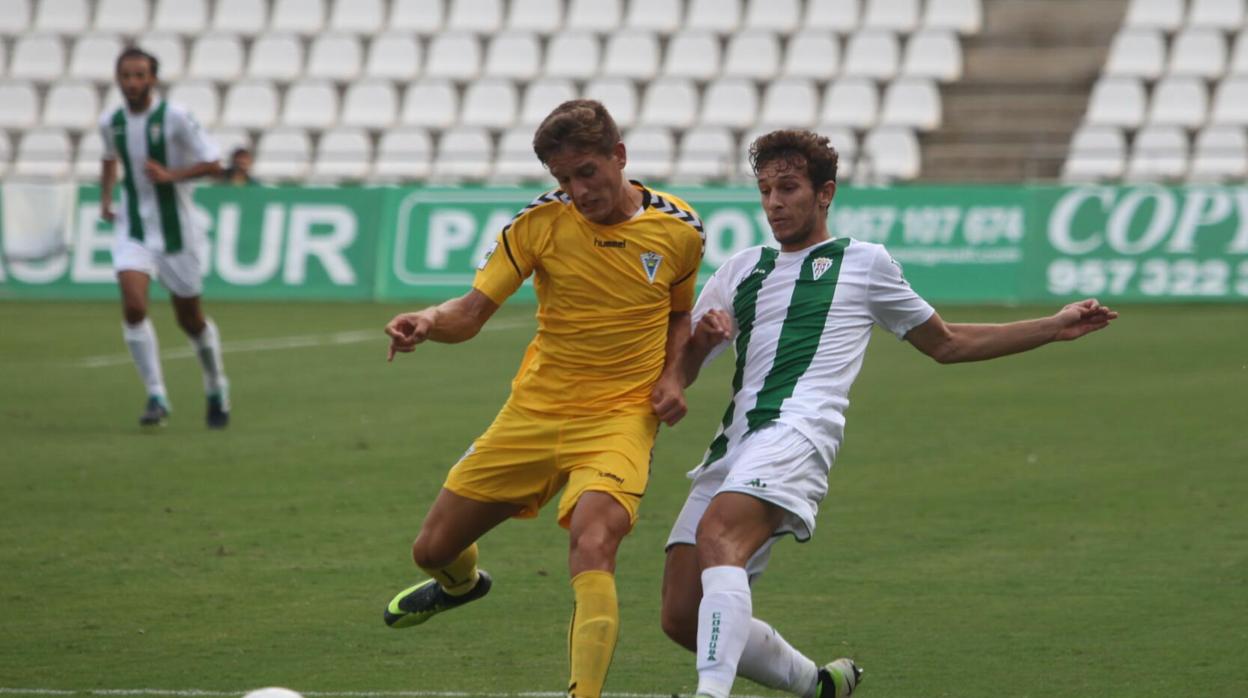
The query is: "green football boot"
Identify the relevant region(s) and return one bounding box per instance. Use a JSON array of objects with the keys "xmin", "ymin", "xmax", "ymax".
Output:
[
  {"xmin": 383, "ymin": 570, "xmax": 492, "ymax": 628},
  {"xmin": 818, "ymin": 658, "xmax": 863, "ymax": 698}
]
